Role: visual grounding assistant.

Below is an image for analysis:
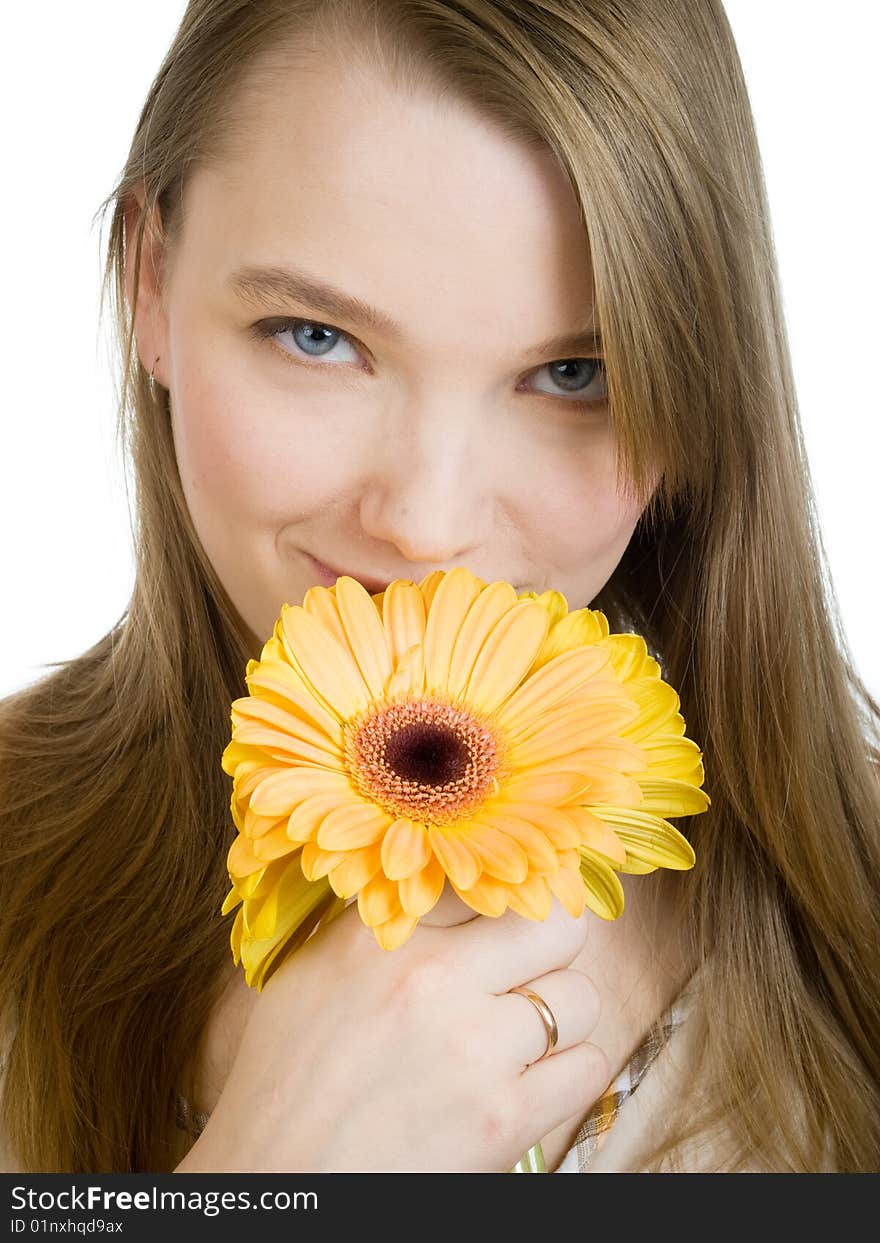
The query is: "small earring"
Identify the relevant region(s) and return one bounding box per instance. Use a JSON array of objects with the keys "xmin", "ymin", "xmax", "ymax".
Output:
[{"xmin": 148, "ymin": 356, "xmax": 160, "ymax": 398}]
